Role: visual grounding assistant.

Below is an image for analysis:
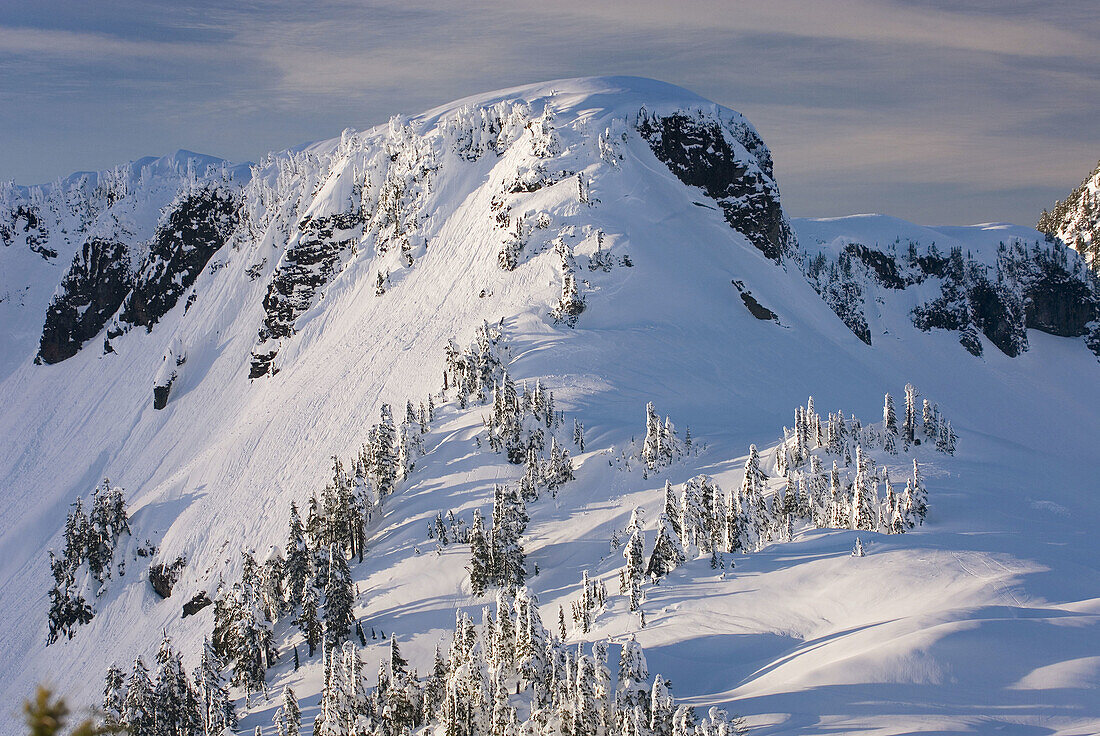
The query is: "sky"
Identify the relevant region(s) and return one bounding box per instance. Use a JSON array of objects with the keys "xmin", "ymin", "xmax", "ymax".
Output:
[{"xmin": 1, "ymin": 0, "xmax": 1097, "ymax": 225}]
